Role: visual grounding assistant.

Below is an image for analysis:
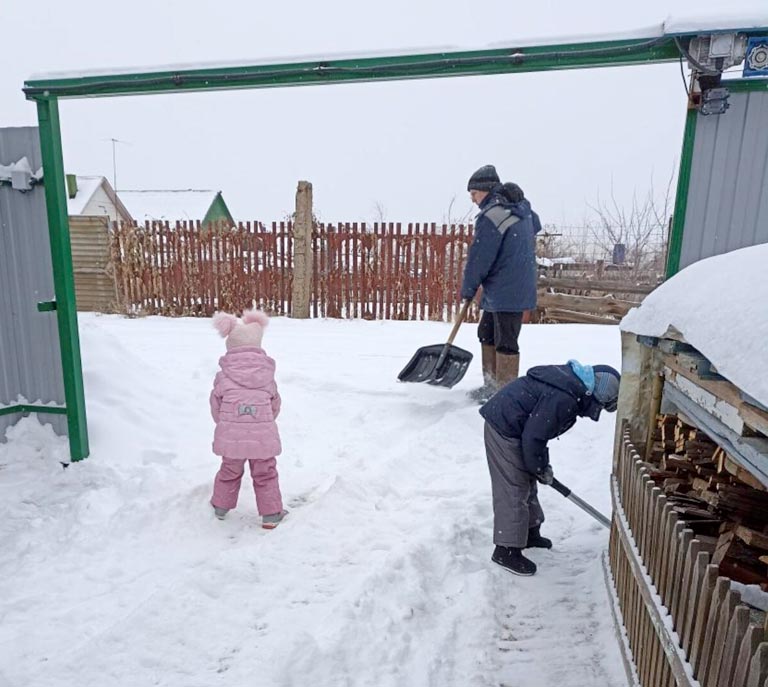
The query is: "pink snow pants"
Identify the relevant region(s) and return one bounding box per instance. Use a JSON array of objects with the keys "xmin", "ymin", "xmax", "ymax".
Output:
[{"xmin": 211, "ymin": 457, "xmax": 283, "ymax": 515}]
